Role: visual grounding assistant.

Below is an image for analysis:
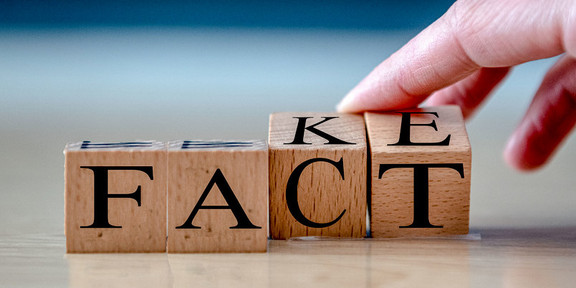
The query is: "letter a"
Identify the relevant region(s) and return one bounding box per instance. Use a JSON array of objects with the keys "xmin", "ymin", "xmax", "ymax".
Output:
[{"xmin": 176, "ymin": 169, "xmax": 261, "ymax": 229}]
